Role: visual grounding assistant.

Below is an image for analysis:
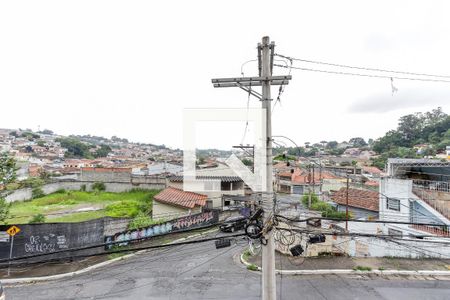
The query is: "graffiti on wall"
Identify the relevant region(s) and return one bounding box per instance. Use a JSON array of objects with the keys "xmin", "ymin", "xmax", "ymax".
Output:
[
  {"xmin": 105, "ymin": 211, "xmax": 218, "ymax": 250},
  {"xmin": 24, "ymin": 234, "xmax": 68, "ymax": 254}
]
